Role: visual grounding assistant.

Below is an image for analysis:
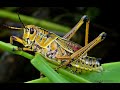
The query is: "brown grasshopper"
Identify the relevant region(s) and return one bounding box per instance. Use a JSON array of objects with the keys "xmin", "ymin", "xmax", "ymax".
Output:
[{"xmin": 5, "ymin": 15, "xmax": 106, "ymax": 73}]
